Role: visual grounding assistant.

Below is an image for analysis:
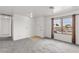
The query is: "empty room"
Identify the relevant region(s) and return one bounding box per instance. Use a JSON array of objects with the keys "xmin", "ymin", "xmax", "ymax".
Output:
[{"xmin": 0, "ymin": 6, "xmax": 79, "ymax": 53}]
